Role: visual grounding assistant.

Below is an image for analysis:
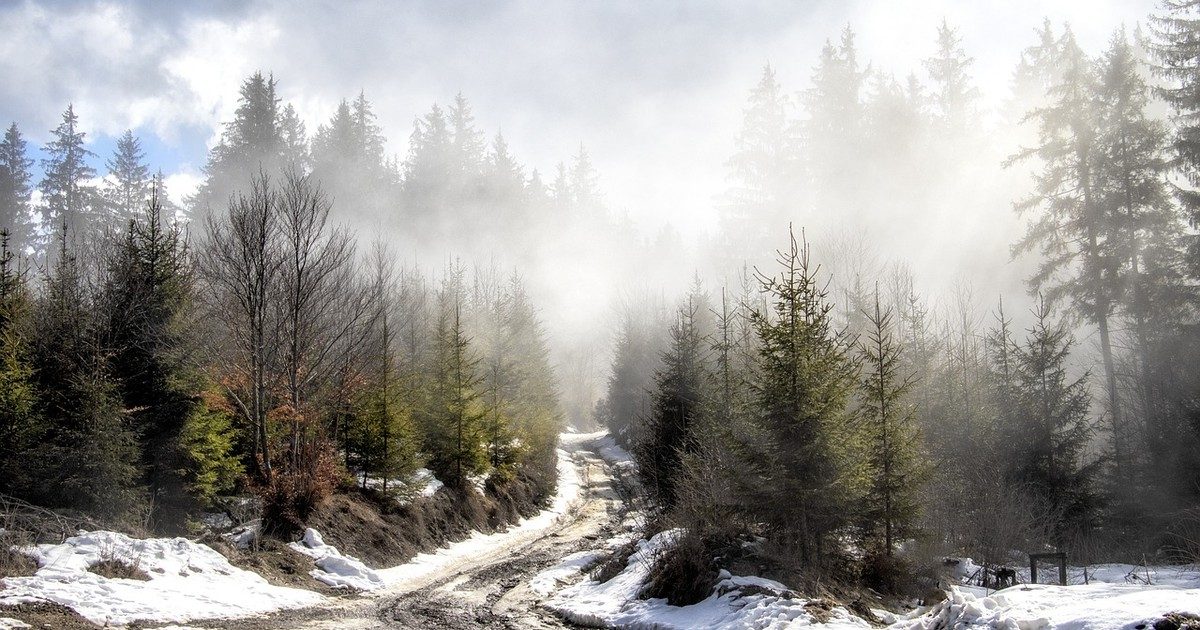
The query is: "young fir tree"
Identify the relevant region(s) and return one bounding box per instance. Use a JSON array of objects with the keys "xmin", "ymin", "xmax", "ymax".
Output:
[
  {"xmin": 500, "ymin": 275, "xmax": 561, "ymax": 479},
  {"xmin": 0, "ymin": 124, "xmax": 36, "ymax": 252},
  {"xmin": 424, "ymin": 298, "xmax": 487, "ymax": 486},
  {"xmin": 1010, "ymin": 298, "xmax": 1097, "ymax": 544},
  {"xmin": 103, "ymin": 130, "xmax": 152, "ymax": 228},
  {"xmin": 635, "ymin": 286, "xmax": 710, "ymax": 510},
  {"xmin": 350, "ymin": 246, "xmax": 419, "ymax": 491},
  {"xmin": 40, "ymin": 104, "xmax": 98, "ymax": 245},
  {"xmin": 742, "ymin": 228, "xmax": 861, "ymax": 568},
  {"xmin": 857, "ymin": 288, "xmax": 925, "ymax": 557}
]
